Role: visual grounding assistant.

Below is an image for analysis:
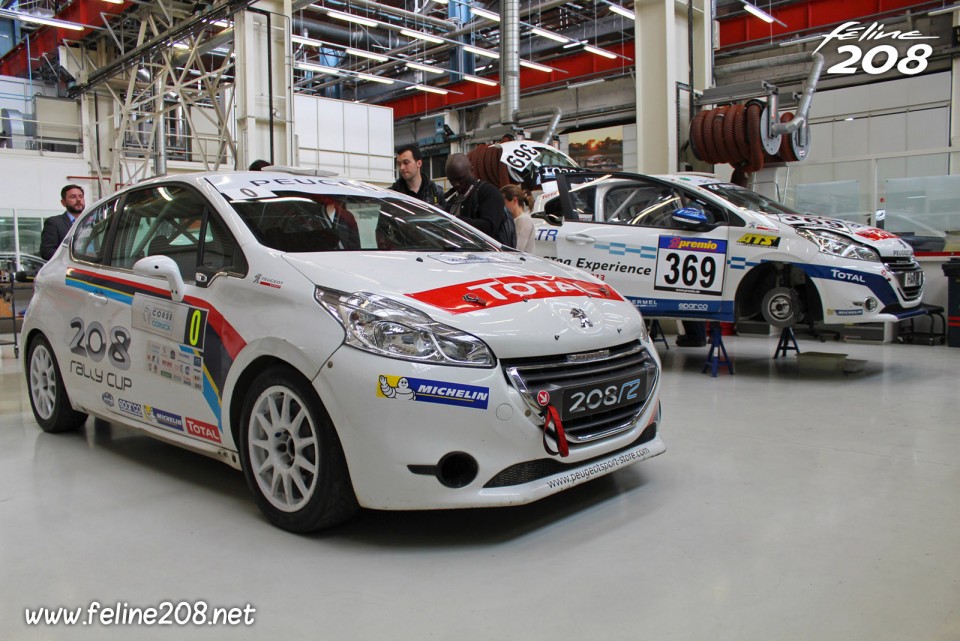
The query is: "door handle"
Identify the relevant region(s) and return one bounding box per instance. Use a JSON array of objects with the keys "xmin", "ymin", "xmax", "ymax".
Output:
[
  {"xmin": 565, "ymin": 233, "xmax": 596, "ymax": 244},
  {"xmin": 89, "ymin": 291, "xmax": 108, "ymax": 306}
]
